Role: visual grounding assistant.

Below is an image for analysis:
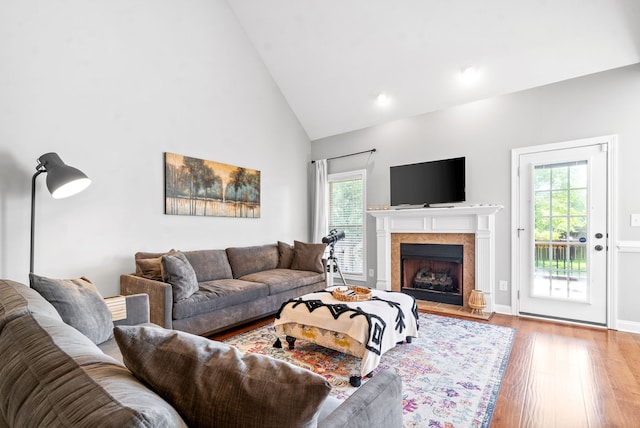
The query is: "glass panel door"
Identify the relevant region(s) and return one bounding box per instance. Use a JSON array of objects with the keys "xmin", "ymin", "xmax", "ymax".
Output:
[
  {"xmin": 532, "ymin": 161, "xmax": 588, "ymax": 301},
  {"xmin": 517, "ymin": 143, "xmax": 607, "ymax": 325}
]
